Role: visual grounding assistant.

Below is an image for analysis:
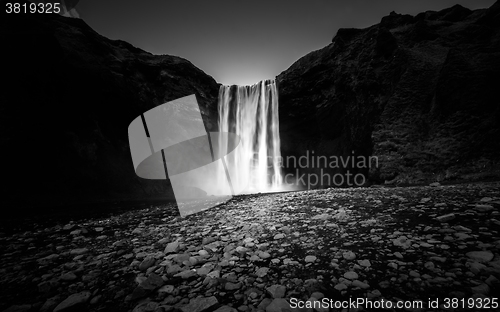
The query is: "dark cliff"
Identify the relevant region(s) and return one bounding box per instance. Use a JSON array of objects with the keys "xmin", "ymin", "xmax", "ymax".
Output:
[
  {"xmin": 277, "ymin": 1, "xmax": 500, "ymax": 186},
  {"xmin": 0, "ymin": 7, "xmax": 220, "ymax": 208},
  {"xmin": 2, "ymin": 1, "xmax": 500, "ymax": 212}
]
